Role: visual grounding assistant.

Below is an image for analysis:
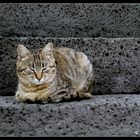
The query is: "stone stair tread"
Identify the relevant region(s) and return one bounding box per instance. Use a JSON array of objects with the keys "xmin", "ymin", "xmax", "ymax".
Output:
[{"xmin": 0, "ymin": 94, "xmax": 140, "ymax": 136}]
